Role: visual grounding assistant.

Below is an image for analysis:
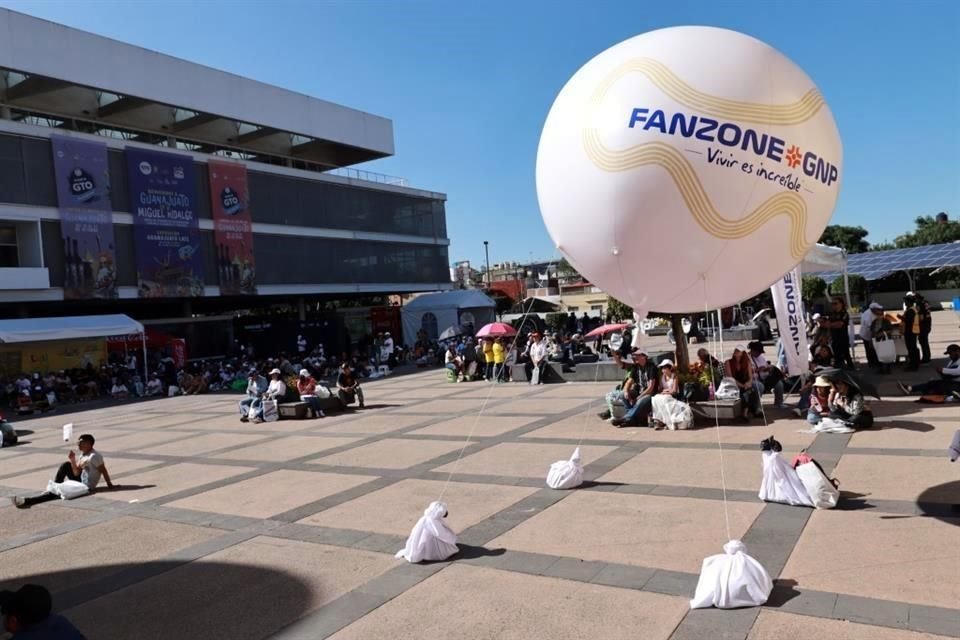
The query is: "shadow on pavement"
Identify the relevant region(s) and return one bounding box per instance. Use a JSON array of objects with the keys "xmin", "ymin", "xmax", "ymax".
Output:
[
  {"xmin": 915, "ymin": 481, "xmax": 960, "ymax": 525},
  {"xmin": 4, "ymin": 560, "xmax": 315, "ymax": 640},
  {"xmin": 765, "ymin": 579, "xmax": 802, "ymax": 608}
]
